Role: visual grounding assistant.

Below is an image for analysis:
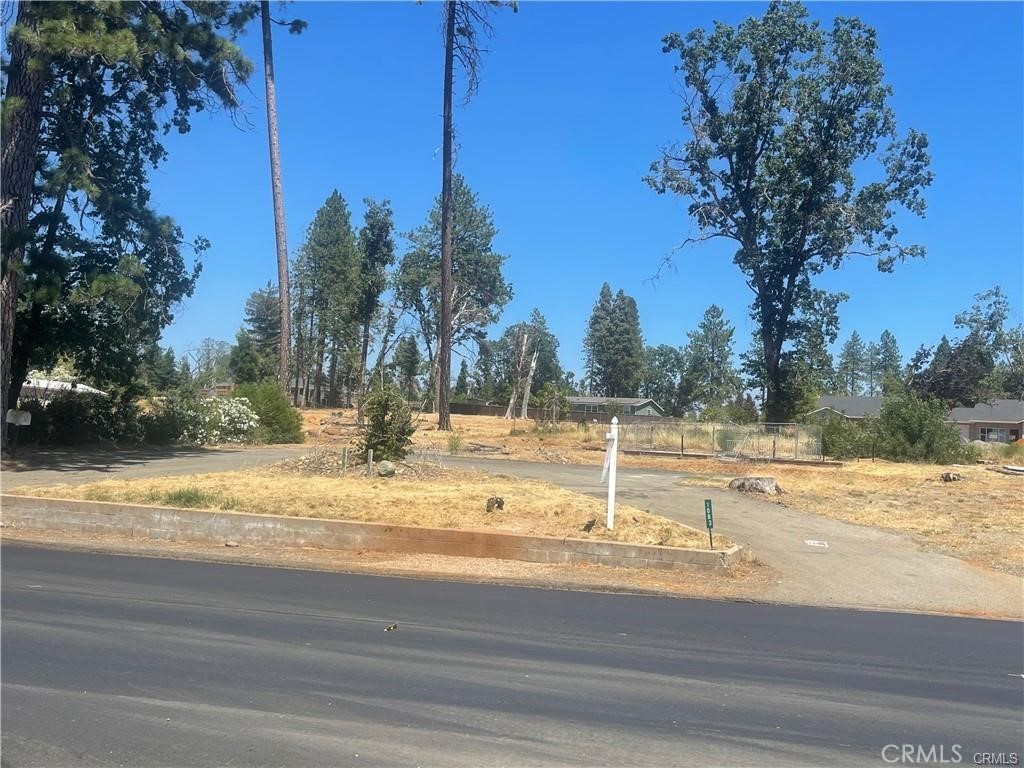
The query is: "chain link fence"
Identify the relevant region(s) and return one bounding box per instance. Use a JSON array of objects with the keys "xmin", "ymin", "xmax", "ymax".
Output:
[{"xmin": 617, "ymin": 420, "xmax": 823, "ymax": 462}]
